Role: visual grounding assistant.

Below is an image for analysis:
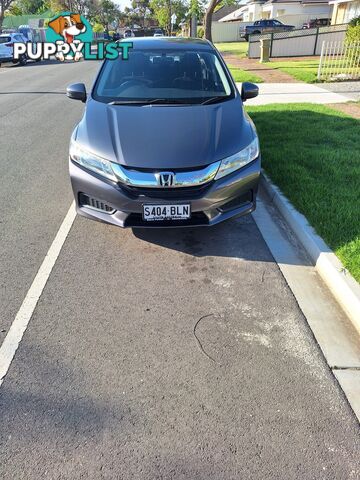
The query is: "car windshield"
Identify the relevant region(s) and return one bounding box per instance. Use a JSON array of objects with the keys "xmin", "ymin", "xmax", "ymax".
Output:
[{"xmin": 93, "ymin": 48, "xmax": 234, "ymax": 105}]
